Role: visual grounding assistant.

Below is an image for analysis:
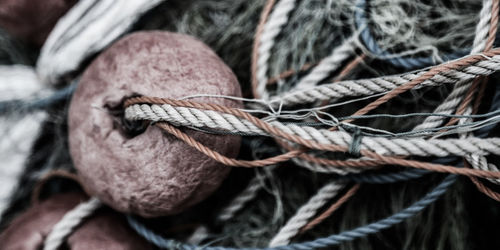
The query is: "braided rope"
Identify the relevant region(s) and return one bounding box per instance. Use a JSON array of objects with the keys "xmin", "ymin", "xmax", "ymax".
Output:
[
  {"xmin": 120, "ymin": 2, "xmax": 499, "ymax": 249},
  {"xmin": 414, "ymin": 0, "xmax": 497, "ymax": 131},
  {"xmin": 299, "ymin": 184, "xmax": 361, "ymax": 233},
  {"xmin": 293, "ymin": 38, "xmax": 356, "ymax": 91},
  {"xmin": 216, "ymin": 174, "xmax": 266, "ymax": 222},
  {"xmin": 43, "ymin": 197, "xmax": 102, "ymax": 250},
  {"xmin": 471, "ymin": 0, "xmax": 494, "ymax": 54},
  {"xmin": 466, "ymin": 154, "xmax": 500, "ymax": 185},
  {"xmin": 126, "ymin": 103, "xmax": 500, "ymax": 158},
  {"xmin": 156, "ymin": 121, "xmax": 500, "ymax": 179},
  {"xmin": 255, "ymin": 0, "xmax": 296, "ymax": 99},
  {"xmin": 269, "ymin": 55, "xmax": 369, "ymax": 174},
  {"xmin": 271, "ymin": 49, "xmax": 500, "ymax": 107},
  {"xmin": 251, "ymin": 0, "xmax": 276, "ymax": 98},
  {"xmin": 465, "ymin": 0, "xmax": 500, "ymax": 186},
  {"xmin": 269, "ymin": 182, "xmax": 346, "ymax": 246},
  {"xmin": 122, "ymin": 96, "xmax": 500, "ymax": 179}
]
